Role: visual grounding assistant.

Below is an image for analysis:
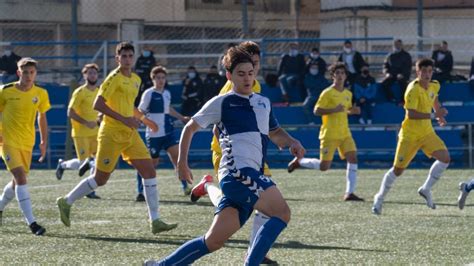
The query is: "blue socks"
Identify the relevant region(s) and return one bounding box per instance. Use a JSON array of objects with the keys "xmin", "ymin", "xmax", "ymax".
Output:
[
  {"xmin": 245, "ymin": 217, "xmax": 287, "ymax": 266},
  {"xmin": 158, "ymin": 236, "xmax": 210, "ymax": 265},
  {"xmin": 181, "ymin": 180, "xmax": 188, "ymax": 191},
  {"xmin": 137, "ymin": 172, "xmax": 143, "ymax": 194},
  {"xmin": 467, "ymin": 179, "xmax": 474, "ymax": 192}
]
